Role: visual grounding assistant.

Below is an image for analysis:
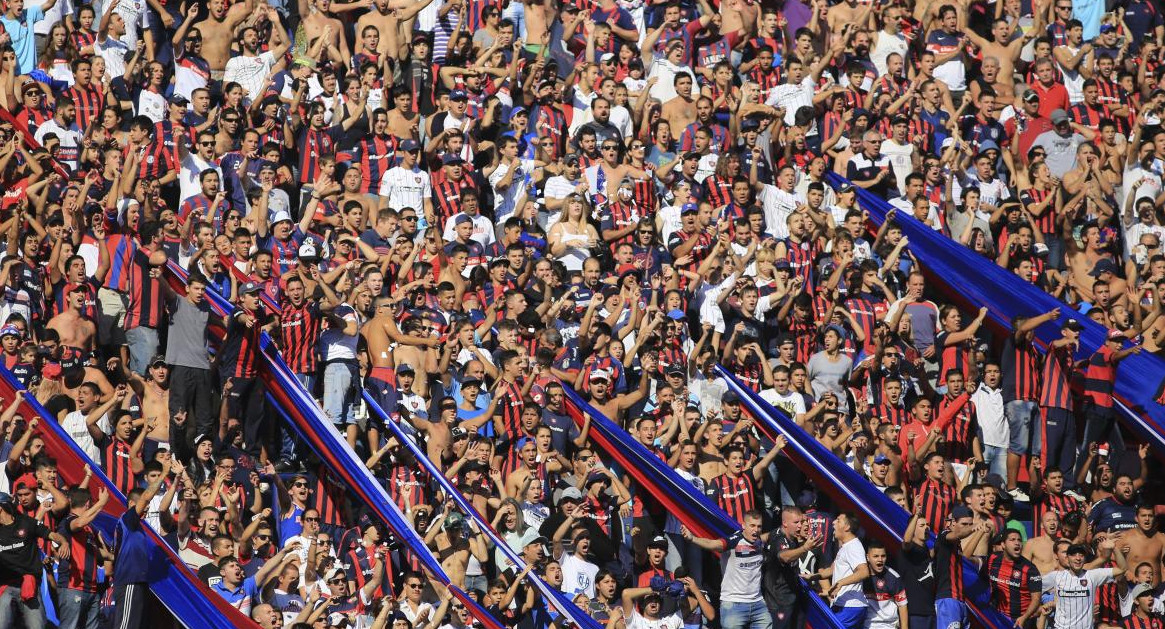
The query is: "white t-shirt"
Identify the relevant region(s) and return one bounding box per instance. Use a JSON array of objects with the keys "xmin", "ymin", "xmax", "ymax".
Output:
[
  {"xmin": 105, "ymin": 0, "xmax": 149, "ymax": 48},
  {"xmin": 831, "ymin": 537, "xmax": 868, "ymax": 608},
  {"xmin": 628, "ymin": 610, "xmax": 682, "ymax": 629},
  {"xmin": 757, "ymin": 184, "xmax": 798, "ymax": 240},
  {"xmin": 223, "ymin": 51, "xmax": 277, "ymax": 104},
  {"xmin": 94, "ymin": 36, "xmax": 129, "ymax": 81},
  {"xmin": 766, "ymin": 77, "xmax": 815, "ymax": 126},
  {"xmin": 379, "ymin": 166, "xmax": 431, "ymax": 212},
  {"xmin": 880, "ymin": 139, "xmax": 914, "ymax": 196},
  {"xmin": 489, "ymin": 161, "xmax": 529, "ymax": 224},
  {"xmin": 34, "ymin": 118, "xmax": 82, "ymax": 170},
  {"xmin": 137, "ymin": 89, "xmax": 166, "ymax": 123},
  {"xmin": 720, "ymin": 531, "xmax": 765, "ymax": 603},
  {"xmin": 760, "ymin": 388, "xmax": 806, "ymax": 418},
  {"xmin": 558, "ymin": 551, "xmax": 599, "ymax": 598},
  {"xmin": 179, "ymin": 153, "xmax": 221, "ymax": 203},
  {"xmin": 60, "ymin": 410, "xmax": 108, "ymax": 462}
]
